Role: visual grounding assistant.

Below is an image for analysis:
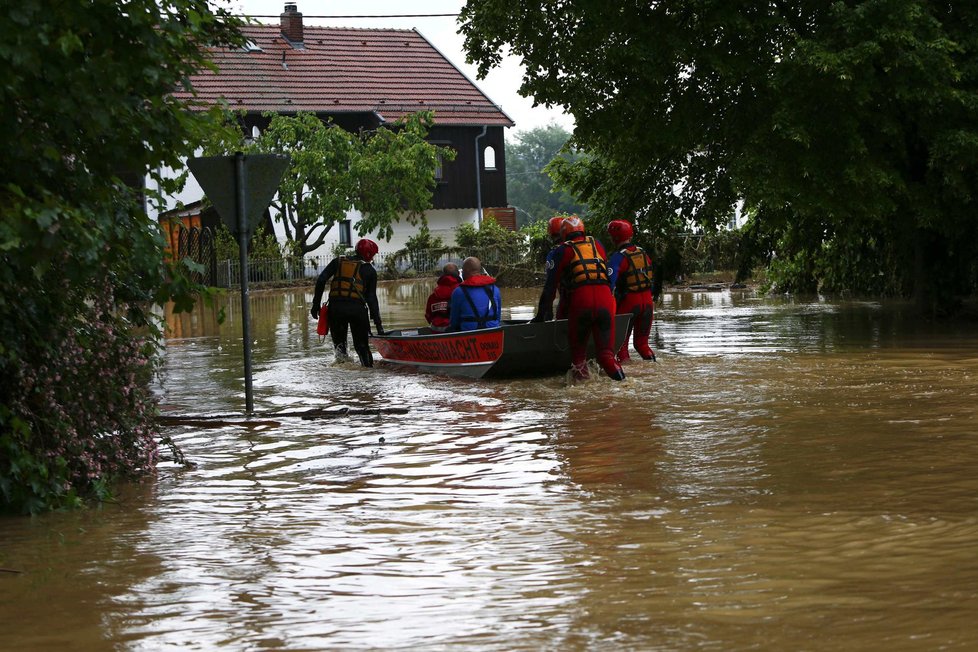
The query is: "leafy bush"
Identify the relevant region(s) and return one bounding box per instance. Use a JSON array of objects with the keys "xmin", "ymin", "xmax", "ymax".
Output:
[
  {"xmin": 330, "ymin": 242, "xmax": 354, "ymax": 258},
  {"xmin": 0, "ymin": 290, "xmax": 166, "ymax": 513},
  {"xmin": 520, "ymin": 219, "xmax": 552, "ymax": 266},
  {"xmin": 214, "ymin": 223, "xmax": 284, "ymax": 262},
  {"xmin": 0, "ymin": 1, "xmax": 245, "ymax": 513},
  {"xmin": 455, "ymin": 217, "xmax": 522, "ymax": 263}
]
